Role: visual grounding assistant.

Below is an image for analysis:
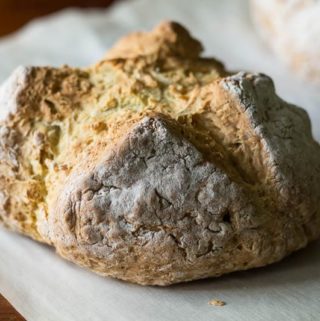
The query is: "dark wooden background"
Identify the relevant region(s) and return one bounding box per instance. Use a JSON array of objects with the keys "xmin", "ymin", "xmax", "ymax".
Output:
[
  {"xmin": 0, "ymin": 0, "xmax": 115, "ymax": 36},
  {"xmin": 0, "ymin": 295, "xmax": 25, "ymax": 321},
  {"xmin": 0, "ymin": 1, "xmax": 116, "ymax": 319}
]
